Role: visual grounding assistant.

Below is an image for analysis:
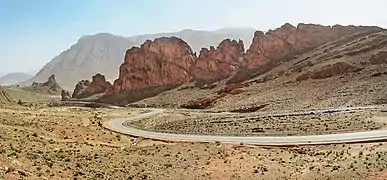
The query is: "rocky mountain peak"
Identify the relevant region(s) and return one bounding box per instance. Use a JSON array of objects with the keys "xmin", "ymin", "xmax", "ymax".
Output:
[
  {"xmin": 191, "ymin": 38, "xmax": 245, "ymax": 84},
  {"xmin": 108, "ymin": 37, "xmax": 196, "ymax": 94}
]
